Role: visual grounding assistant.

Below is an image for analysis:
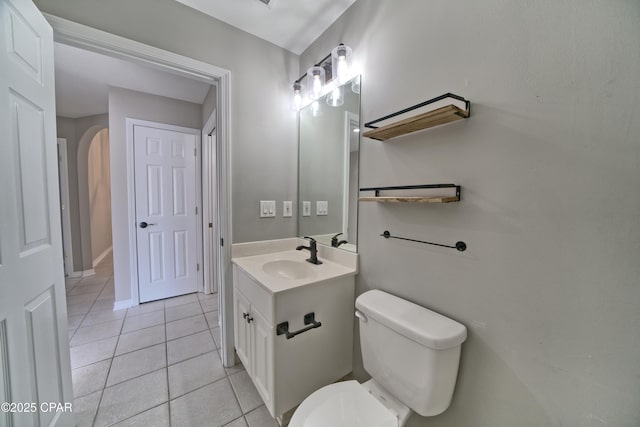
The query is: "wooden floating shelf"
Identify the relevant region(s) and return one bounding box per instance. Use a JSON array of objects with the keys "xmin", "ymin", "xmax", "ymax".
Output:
[
  {"xmin": 359, "ymin": 184, "xmax": 461, "ymax": 204},
  {"xmin": 363, "ymin": 105, "xmax": 469, "ymax": 141},
  {"xmin": 359, "ymin": 195, "xmax": 460, "ymax": 203},
  {"xmin": 362, "ymin": 93, "xmax": 471, "ymax": 142}
]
